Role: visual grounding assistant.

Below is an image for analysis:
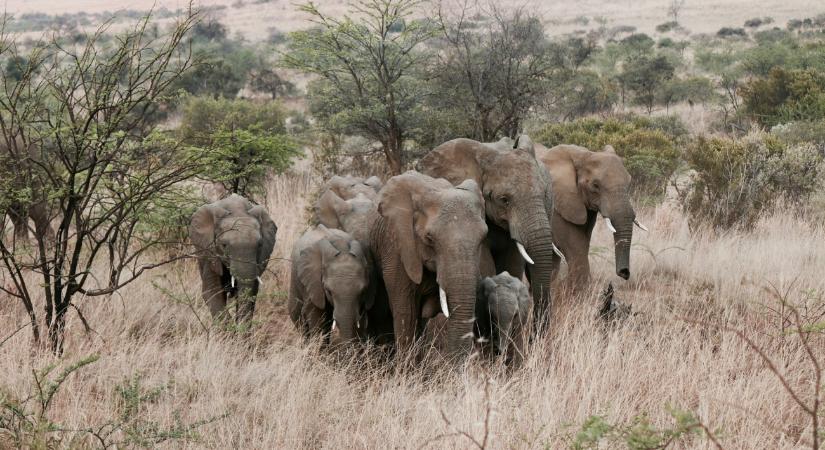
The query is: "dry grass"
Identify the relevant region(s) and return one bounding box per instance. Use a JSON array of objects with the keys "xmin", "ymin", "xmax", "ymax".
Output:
[{"xmin": 1, "ymin": 165, "xmax": 824, "ymax": 449}]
